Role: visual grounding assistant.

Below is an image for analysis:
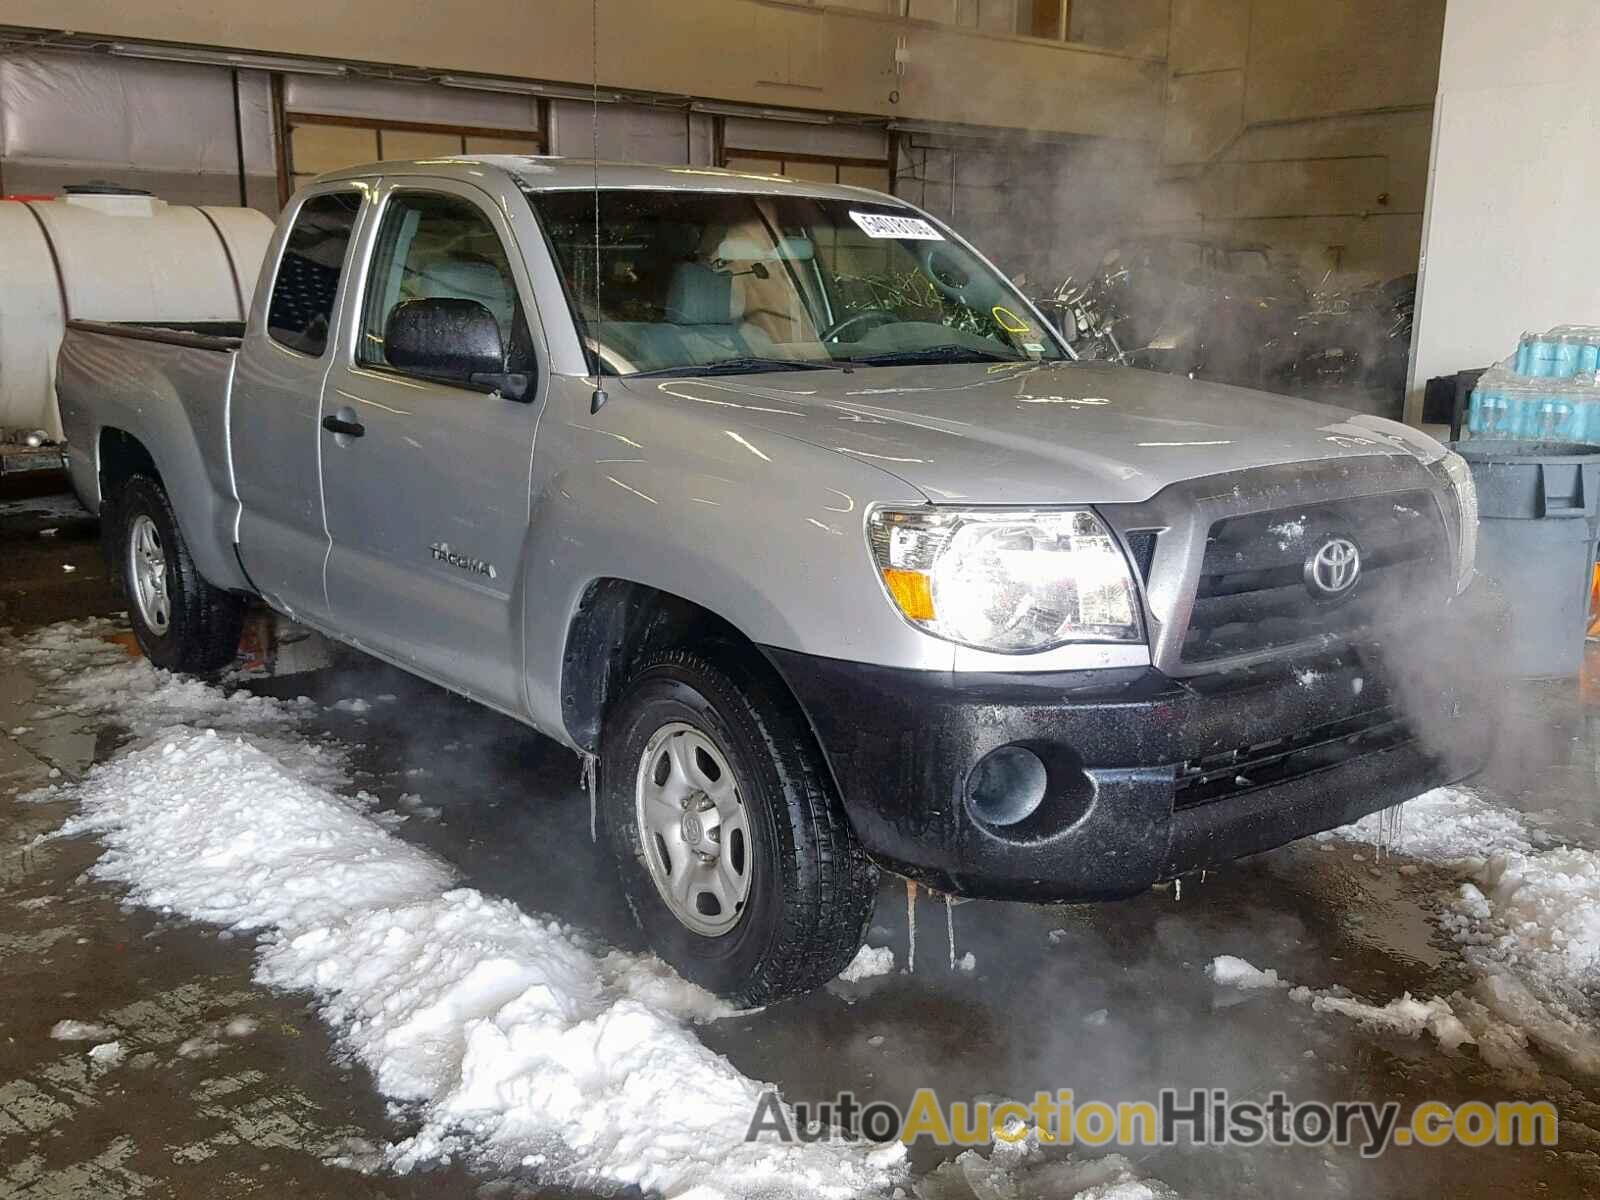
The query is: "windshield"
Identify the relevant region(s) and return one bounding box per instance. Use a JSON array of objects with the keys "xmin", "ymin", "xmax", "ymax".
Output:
[{"xmin": 526, "ymin": 188, "xmax": 1065, "ymax": 375}]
